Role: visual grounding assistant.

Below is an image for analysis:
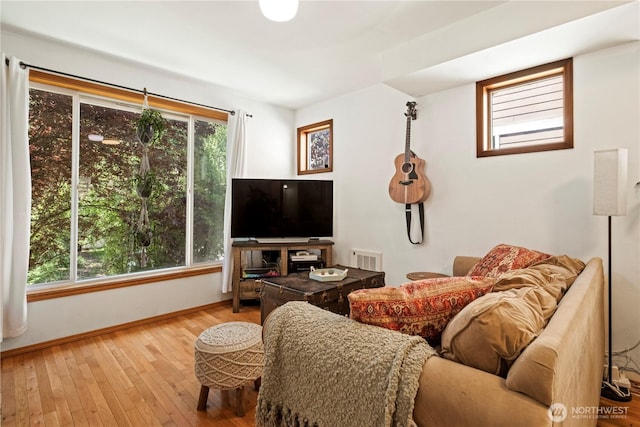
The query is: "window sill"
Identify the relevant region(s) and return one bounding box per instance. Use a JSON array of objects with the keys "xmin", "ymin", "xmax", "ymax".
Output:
[{"xmin": 26, "ymin": 264, "xmax": 222, "ymax": 302}]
